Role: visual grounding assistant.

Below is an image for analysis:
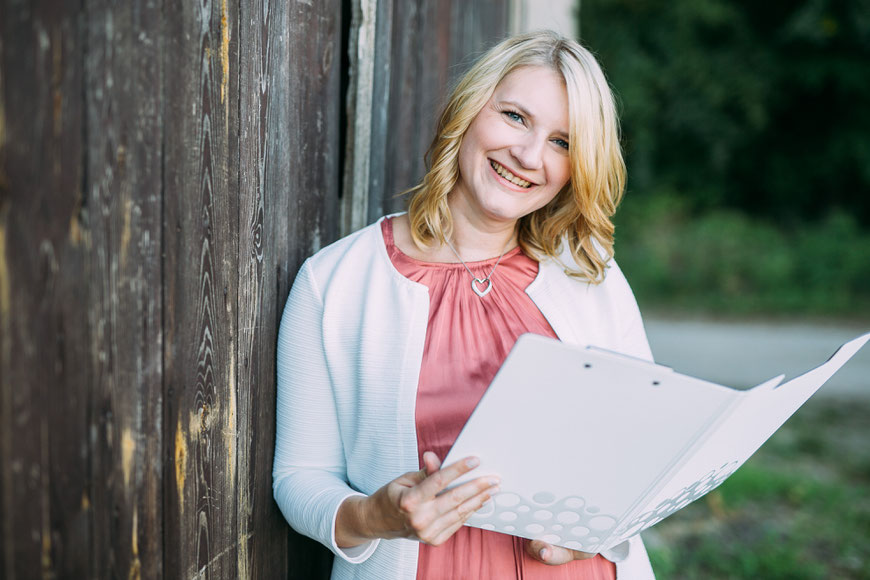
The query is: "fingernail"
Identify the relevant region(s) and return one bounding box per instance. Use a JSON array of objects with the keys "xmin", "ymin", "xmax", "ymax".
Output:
[
  {"xmin": 466, "ymin": 457, "xmax": 480, "ymax": 468},
  {"xmin": 540, "ymin": 548, "xmax": 548, "ymax": 559},
  {"xmin": 489, "ymin": 477, "xmax": 500, "ymax": 486}
]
